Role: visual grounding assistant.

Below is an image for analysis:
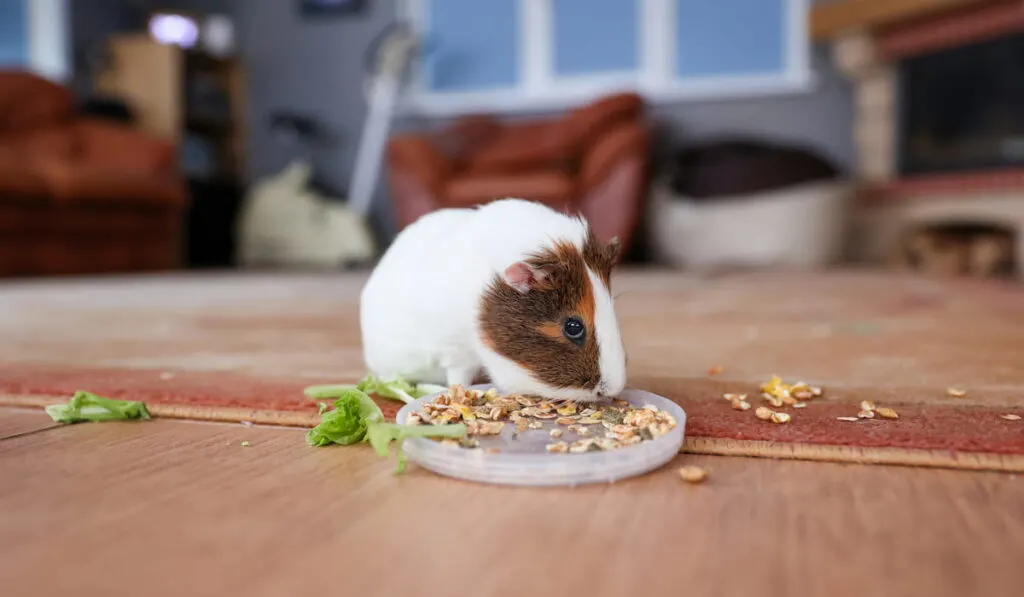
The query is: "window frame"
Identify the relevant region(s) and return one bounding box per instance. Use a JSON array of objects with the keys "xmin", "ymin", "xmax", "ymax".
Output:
[
  {"xmin": 398, "ymin": 0, "xmax": 812, "ymax": 117},
  {"xmin": 27, "ymin": 0, "xmax": 70, "ymax": 83}
]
